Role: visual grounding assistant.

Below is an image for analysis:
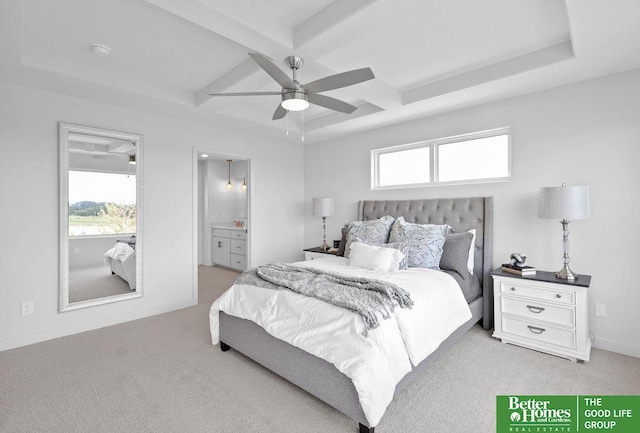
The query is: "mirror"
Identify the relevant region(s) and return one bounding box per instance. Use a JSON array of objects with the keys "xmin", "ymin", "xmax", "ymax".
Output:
[{"xmin": 59, "ymin": 123, "xmax": 143, "ymax": 312}]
